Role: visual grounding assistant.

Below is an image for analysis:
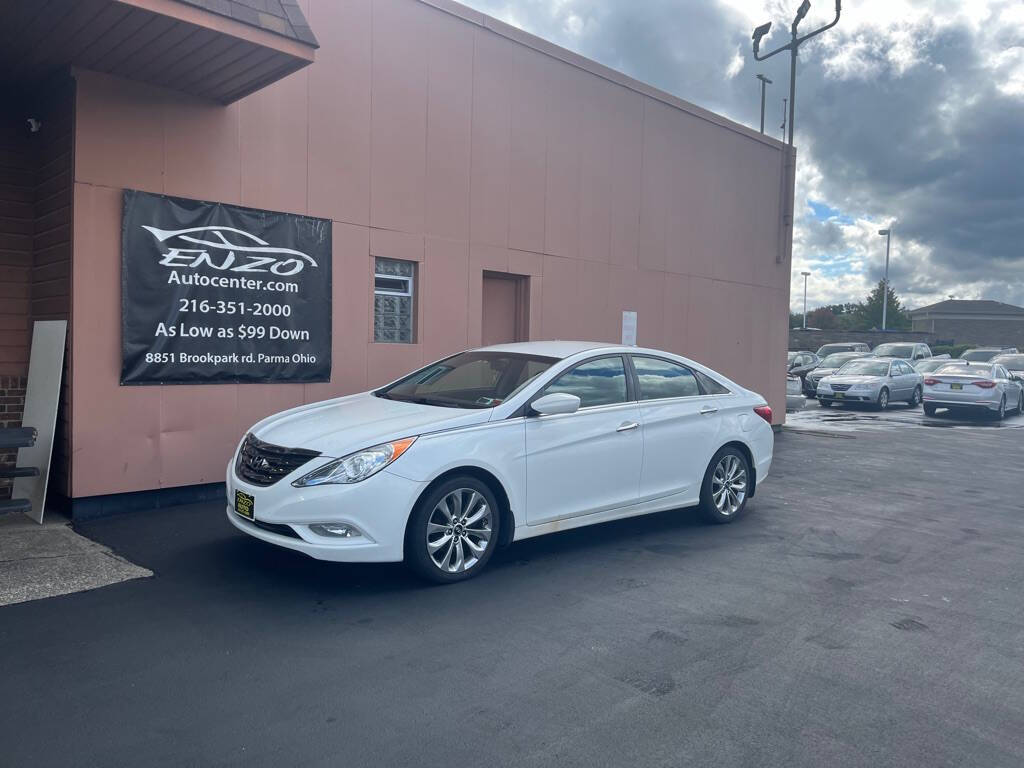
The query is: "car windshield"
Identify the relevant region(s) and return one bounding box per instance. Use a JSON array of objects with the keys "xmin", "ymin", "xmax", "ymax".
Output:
[
  {"xmin": 992, "ymin": 354, "xmax": 1024, "ymax": 368},
  {"xmin": 377, "ymin": 352, "xmax": 558, "ymax": 408},
  {"xmin": 872, "ymin": 344, "xmax": 914, "ymax": 358},
  {"xmin": 961, "ymin": 349, "xmax": 997, "ymax": 361},
  {"xmin": 838, "ymin": 360, "xmax": 890, "ymax": 376},
  {"xmin": 820, "ymin": 353, "xmax": 858, "ymax": 368},
  {"xmin": 913, "ymin": 360, "xmax": 945, "ymax": 372}
]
